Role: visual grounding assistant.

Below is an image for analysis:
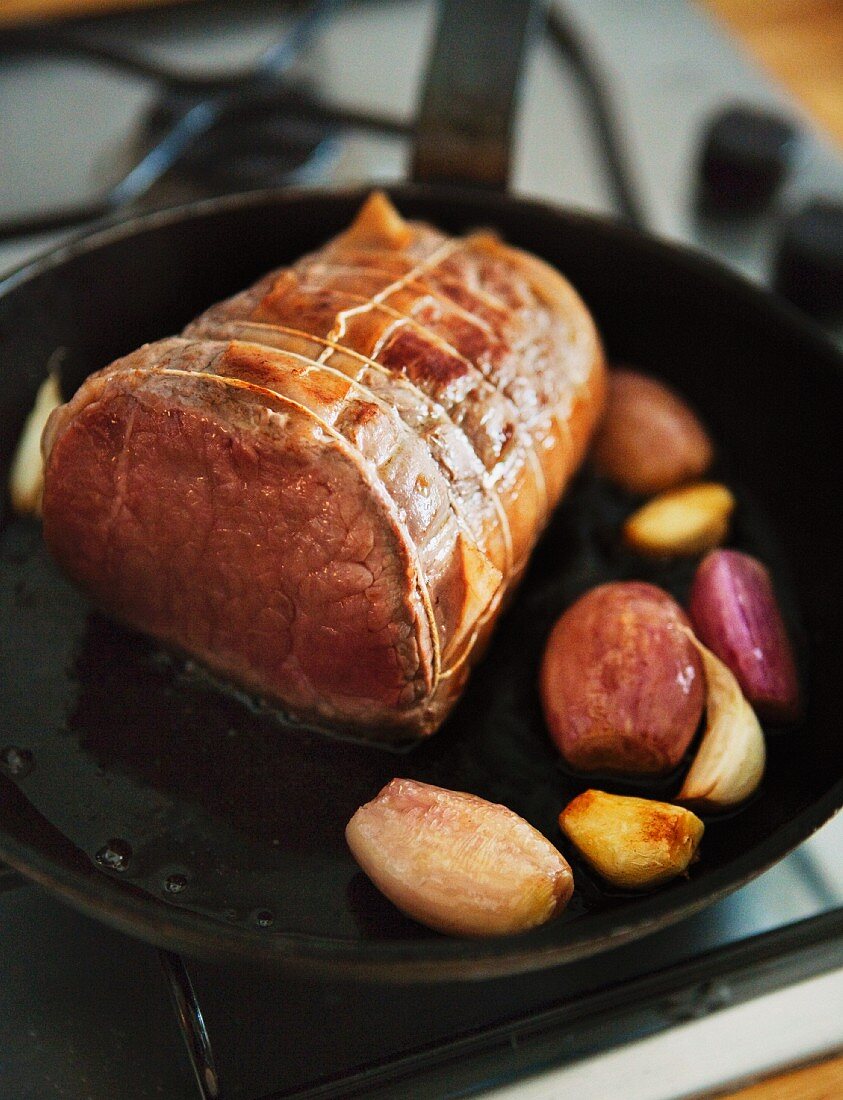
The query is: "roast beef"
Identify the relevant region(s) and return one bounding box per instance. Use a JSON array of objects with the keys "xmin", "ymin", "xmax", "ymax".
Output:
[{"xmin": 41, "ymin": 193, "xmax": 605, "ymax": 743}]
